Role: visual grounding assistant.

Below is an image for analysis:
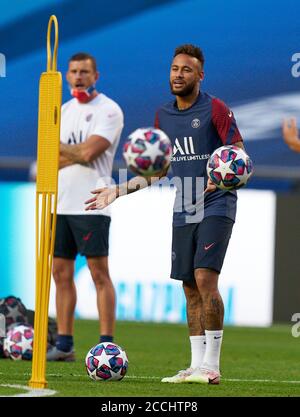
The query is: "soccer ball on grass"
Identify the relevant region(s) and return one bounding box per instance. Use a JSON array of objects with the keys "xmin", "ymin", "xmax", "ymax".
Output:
[
  {"xmin": 85, "ymin": 342, "xmax": 128, "ymax": 381},
  {"xmin": 3, "ymin": 323, "xmax": 34, "ymax": 360}
]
